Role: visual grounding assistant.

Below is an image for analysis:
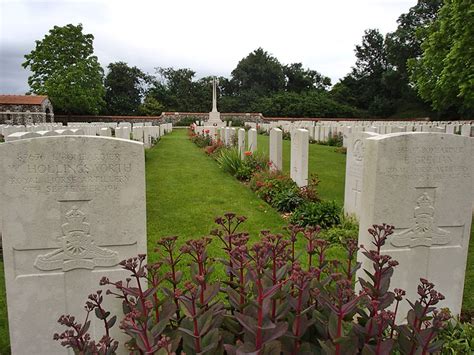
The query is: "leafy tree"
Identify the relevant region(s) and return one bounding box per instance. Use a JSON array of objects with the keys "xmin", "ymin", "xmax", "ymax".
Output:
[
  {"xmin": 22, "ymin": 24, "xmax": 105, "ymax": 114},
  {"xmin": 386, "ymin": 0, "xmax": 443, "ymax": 80},
  {"xmin": 104, "ymin": 62, "xmax": 149, "ymax": 115},
  {"xmin": 409, "ymin": 0, "xmax": 474, "ymax": 117},
  {"xmin": 230, "ymin": 48, "xmax": 285, "ymax": 96},
  {"xmin": 138, "ymin": 96, "xmax": 164, "ymax": 116},
  {"xmin": 148, "ymin": 68, "xmax": 211, "ymax": 112},
  {"xmin": 353, "ymin": 29, "xmax": 388, "ymax": 79},
  {"xmin": 255, "ymin": 91, "xmax": 362, "ymax": 118},
  {"xmin": 283, "ymin": 63, "xmax": 331, "ymax": 92},
  {"xmin": 332, "ymin": 29, "xmax": 394, "ymax": 116},
  {"xmin": 332, "ymin": 1, "xmax": 443, "ymax": 118}
]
